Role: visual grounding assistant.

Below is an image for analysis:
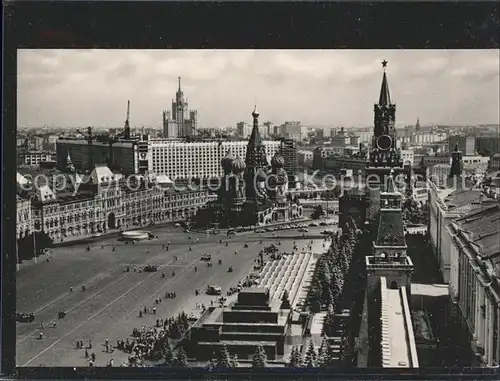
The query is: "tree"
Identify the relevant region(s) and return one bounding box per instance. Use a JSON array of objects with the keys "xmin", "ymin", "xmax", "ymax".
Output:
[
  {"xmin": 323, "ymin": 341, "xmax": 338, "ymax": 367},
  {"xmin": 317, "ymin": 337, "xmax": 329, "ymax": 367},
  {"xmin": 163, "ymin": 344, "xmax": 174, "ymax": 366},
  {"xmin": 207, "ymin": 356, "xmax": 218, "ymax": 370},
  {"xmin": 322, "ymin": 304, "xmax": 336, "ymax": 337},
  {"xmin": 216, "ymin": 344, "xmax": 231, "ymax": 368},
  {"xmin": 288, "ymin": 346, "xmax": 303, "ymax": 368},
  {"xmin": 311, "ymin": 205, "xmax": 325, "ymax": 220},
  {"xmin": 307, "ymin": 282, "xmax": 322, "ymax": 313},
  {"xmin": 304, "ymin": 340, "xmax": 317, "ymax": 368},
  {"xmin": 175, "ymin": 347, "xmax": 189, "ymax": 367},
  {"xmin": 229, "ymin": 354, "xmax": 239, "ymax": 368},
  {"xmin": 17, "ymin": 231, "xmax": 53, "ymax": 261},
  {"xmin": 251, "ymin": 345, "xmax": 268, "ymax": 368}
]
